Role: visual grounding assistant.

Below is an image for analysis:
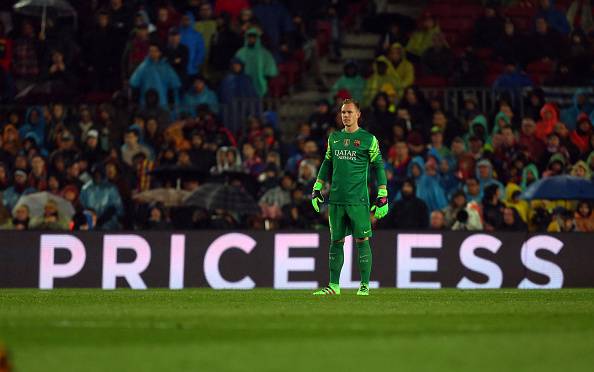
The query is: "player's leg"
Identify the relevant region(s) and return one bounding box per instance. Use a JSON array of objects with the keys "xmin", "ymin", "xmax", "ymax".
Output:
[
  {"xmin": 313, "ymin": 204, "xmax": 346, "ymax": 296},
  {"xmin": 348, "ymin": 205, "xmax": 373, "ymax": 296}
]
